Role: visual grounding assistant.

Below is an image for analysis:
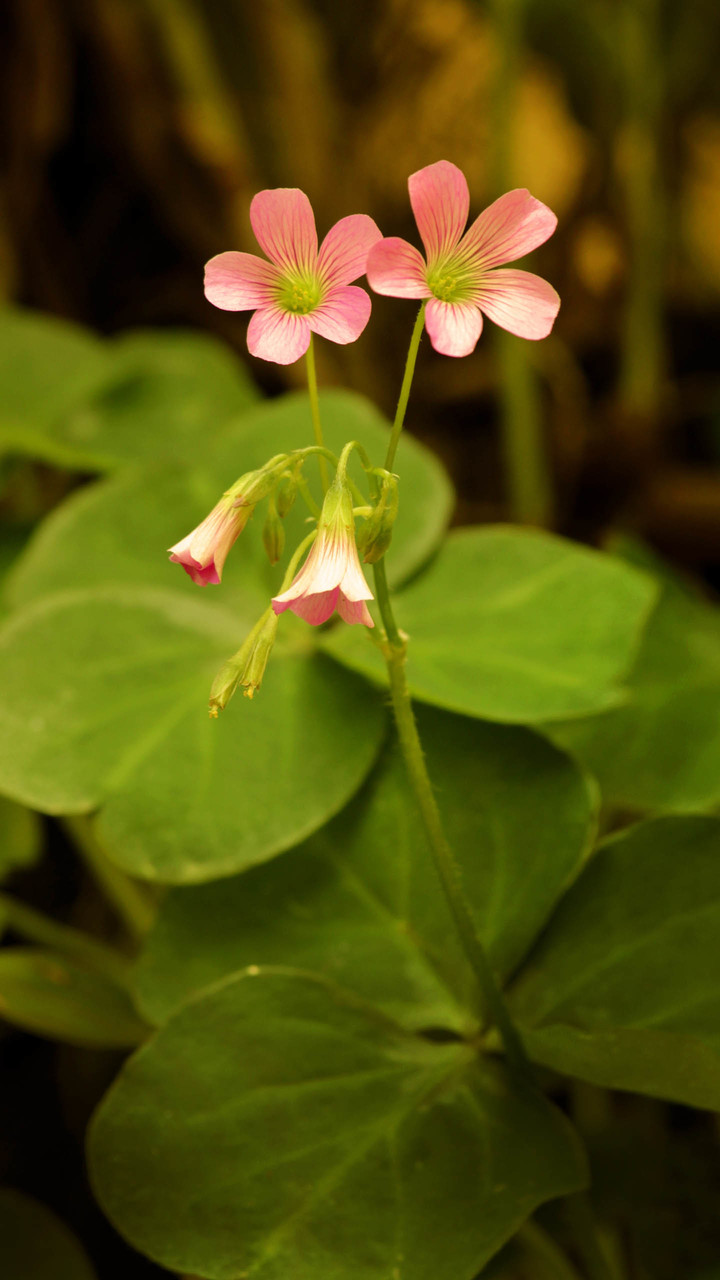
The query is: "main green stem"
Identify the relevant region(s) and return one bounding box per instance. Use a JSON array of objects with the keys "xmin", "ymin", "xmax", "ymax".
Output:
[
  {"xmin": 305, "ymin": 337, "xmax": 330, "ymax": 492},
  {"xmin": 372, "ymin": 307, "xmax": 529, "ymax": 1074},
  {"xmin": 372, "ymin": 564, "xmax": 528, "ymax": 1072}
]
